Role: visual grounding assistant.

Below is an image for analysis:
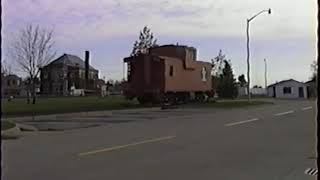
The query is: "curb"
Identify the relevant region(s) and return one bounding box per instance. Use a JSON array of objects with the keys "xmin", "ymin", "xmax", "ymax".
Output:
[
  {"xmin": 4, "ymin": 107, "xmax": 164, "ymax": 121},
  {"xmin": 57, "ymin": 111, "xmax": 113, "ymax": 118},
  {"xmin": 1, "ymin": 126, "xmax": 21, "ymax": 139},
  {"xmin": 16, "ymin": 123, "xmax": 38, "ymax": 131},
  {"xmin": 5, "ymin": 111, "xmax": 114, "ymax": 122}
]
